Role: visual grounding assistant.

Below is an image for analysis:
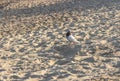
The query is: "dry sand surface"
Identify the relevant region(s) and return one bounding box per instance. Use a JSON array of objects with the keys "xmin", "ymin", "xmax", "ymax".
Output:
[{"xmin": 0, "ymin": 0, "xmax": 120, "ymax": 81}]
